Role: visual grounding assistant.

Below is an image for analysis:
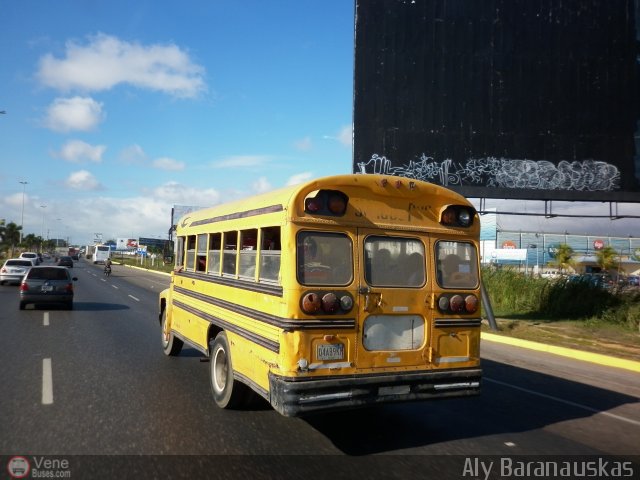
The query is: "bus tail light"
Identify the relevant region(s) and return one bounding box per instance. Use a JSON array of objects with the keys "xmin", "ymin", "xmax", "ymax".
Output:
[
  {"xmin": 441, "ymin": 206, "xmax": 475, "ymax": 227},
  {"xmin": 304, "ymin": 190, "xmax": 349, "ymax": 217},
  {"xmin": 302, "ymin": 292, "xmax": 322, "ymax": 314},
  {"xmin": 339, "ymin": 295, "xmax": 353, "ymax": 311},
  {"xmin": 305, "ymin": 197, "xmax": 322, "ymax": 213},
  {"xmin": 465, "ymin": 295, "xmax": 479, "ymax": 313},
  {"xmin": 301, "ymin": 291, "xmax": 354, "ymax": 315},
  {"xmin": 449, "ymin": 295, "xmax": 465, "ymax": 313},
  {"xmin": 321, "ymin": 293, "xmax": 339, "ymax": 313},
  {"xmin": 437, "ymin": 293, "xmax": 479, "ymax": 314},
  {"xmin": 327, "ymin": 193, "xmax": 347, "ymax": 215}
]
